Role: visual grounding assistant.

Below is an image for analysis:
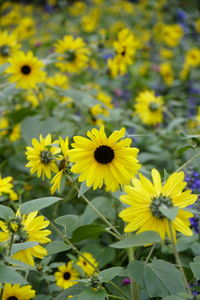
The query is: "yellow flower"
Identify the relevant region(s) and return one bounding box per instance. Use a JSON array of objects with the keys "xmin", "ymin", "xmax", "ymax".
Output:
[
  {"xmin": 0, "ymin": 175, "xmax": 13, "ymax": 196},
  {"xmin": 185, "ymin": 48, "xmax": 200, "ymax": 67},
  {"xmin": 160, "ymin": 48, "xmax": 174, "ymax": 59},
  {"xmin": 0, "ymin": 31, "xmax": 21, "ymax": 64},
  {"xmin": 108, "ymin": 28, "xmax": 139, "ymax": 77},
  {"xmin": 9, "ymin": 190, "xmax": 18, "ymax": 201},
  {"xmin": 0, "ymin": 210, "xmax": 51, "ymax": 266},
  {"xmin": 162, "ymin": 24, "xmax": 183, "ymax": 47},
  {"xmin": 134, "ymin": 90, "xmax": 164, "ymax": 125},
  {"xmin": 9, "ymin": 124, "xmax": 21, "ymax": 142},
  {"xmin": 69, "ymin": 1, "xmax": 86, "ymax": 16},
  {"xmin": 160, "ymin": 62, "xmax": 174, "ymax": 86},
  {"xmin": 77, "ymin": 252, "xmax": 98, "ymax": 276},
  {"xmin": 97, "ymin": 92, "xmax": 113, "ymax": 109},
  {"xmin": 119, "ymin": 169, "xmax": 198, "ymax": 241},
  {"xmin": 55, "ymin": 261, "xmax": 79, "ymax": 289},
  {"xmin": 67, "ymin": 127, "xmax": 140, "ymax": 191},
  {"xmin": 14, "ymin": 17, "xmax": 36, "ymax": 40},
  {"xmin": 54, "ymin": 35, "xmax": 90, "ymax": 73},
  {"xmin": 2, "ymin": 284, "xmax": 35, "ymax": 300},
  {"xmin": 5, "ymin": 51, "xmax": 46, "ymax": 89},
  {"xmin": 0, "ymin": 117, "xmax": 9, "ymax": 137},
  {"xmin": 25, "ymin": 134, "xmax": 59, "ymax": 180},
  {"xmin": 50, "ymin": 137, "xmax": 69, "ymax": 194},
  {"xmin": 46, "ymin": 73, "xmax": 70, "ymax": 89}
]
